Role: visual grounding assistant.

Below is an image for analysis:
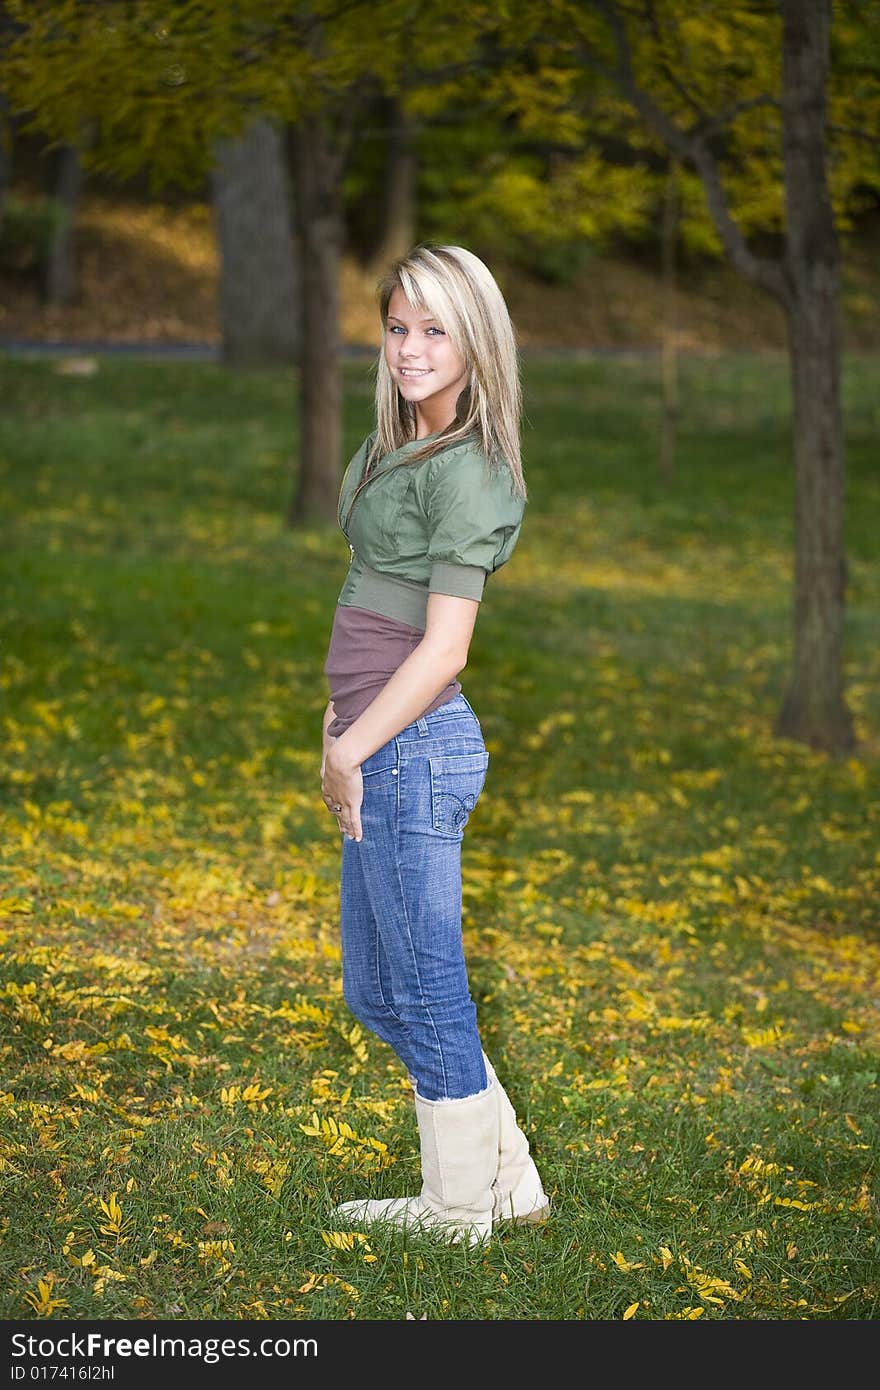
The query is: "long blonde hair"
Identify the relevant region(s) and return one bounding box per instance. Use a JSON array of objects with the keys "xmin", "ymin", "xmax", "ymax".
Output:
[{"xmin": 370, "ymin": 244, "xmax": 526, "ymax": 500}]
